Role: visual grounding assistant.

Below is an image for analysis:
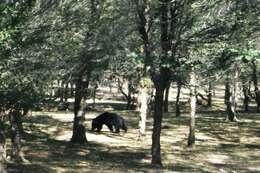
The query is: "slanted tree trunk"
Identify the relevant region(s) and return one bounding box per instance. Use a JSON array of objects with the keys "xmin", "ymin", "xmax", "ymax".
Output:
[
  {"xmin": 163, "ymin": 82, "xmax": 171, "ymax": 113},
  {"xmin": 188, "ymin": 71, "xmax": 196, "ymax": 147},
  {"xmin": 176, "ymin": 80, "xmax": 182, "ymax": 117},
  {"xmin": 252, "ymin": 60, "xmax": 260, "ymax": 113},
  {"xmin": 9, "ymin": 110, "xmax": 28, "ymax": 162},
  {"xmin": 207, "ymin": 82, "xmax": 212, "ymax": 107},
  {"xmin": 118, "ymin": 80, "xmax": 132, "ymax": 110},
  {"xmin": 0, "ymin": 133, "xmax": 7, "ymax": 173},
  {"xmin": 71, "ymin": 71, "xmax": 90, "ymax": 144}
]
